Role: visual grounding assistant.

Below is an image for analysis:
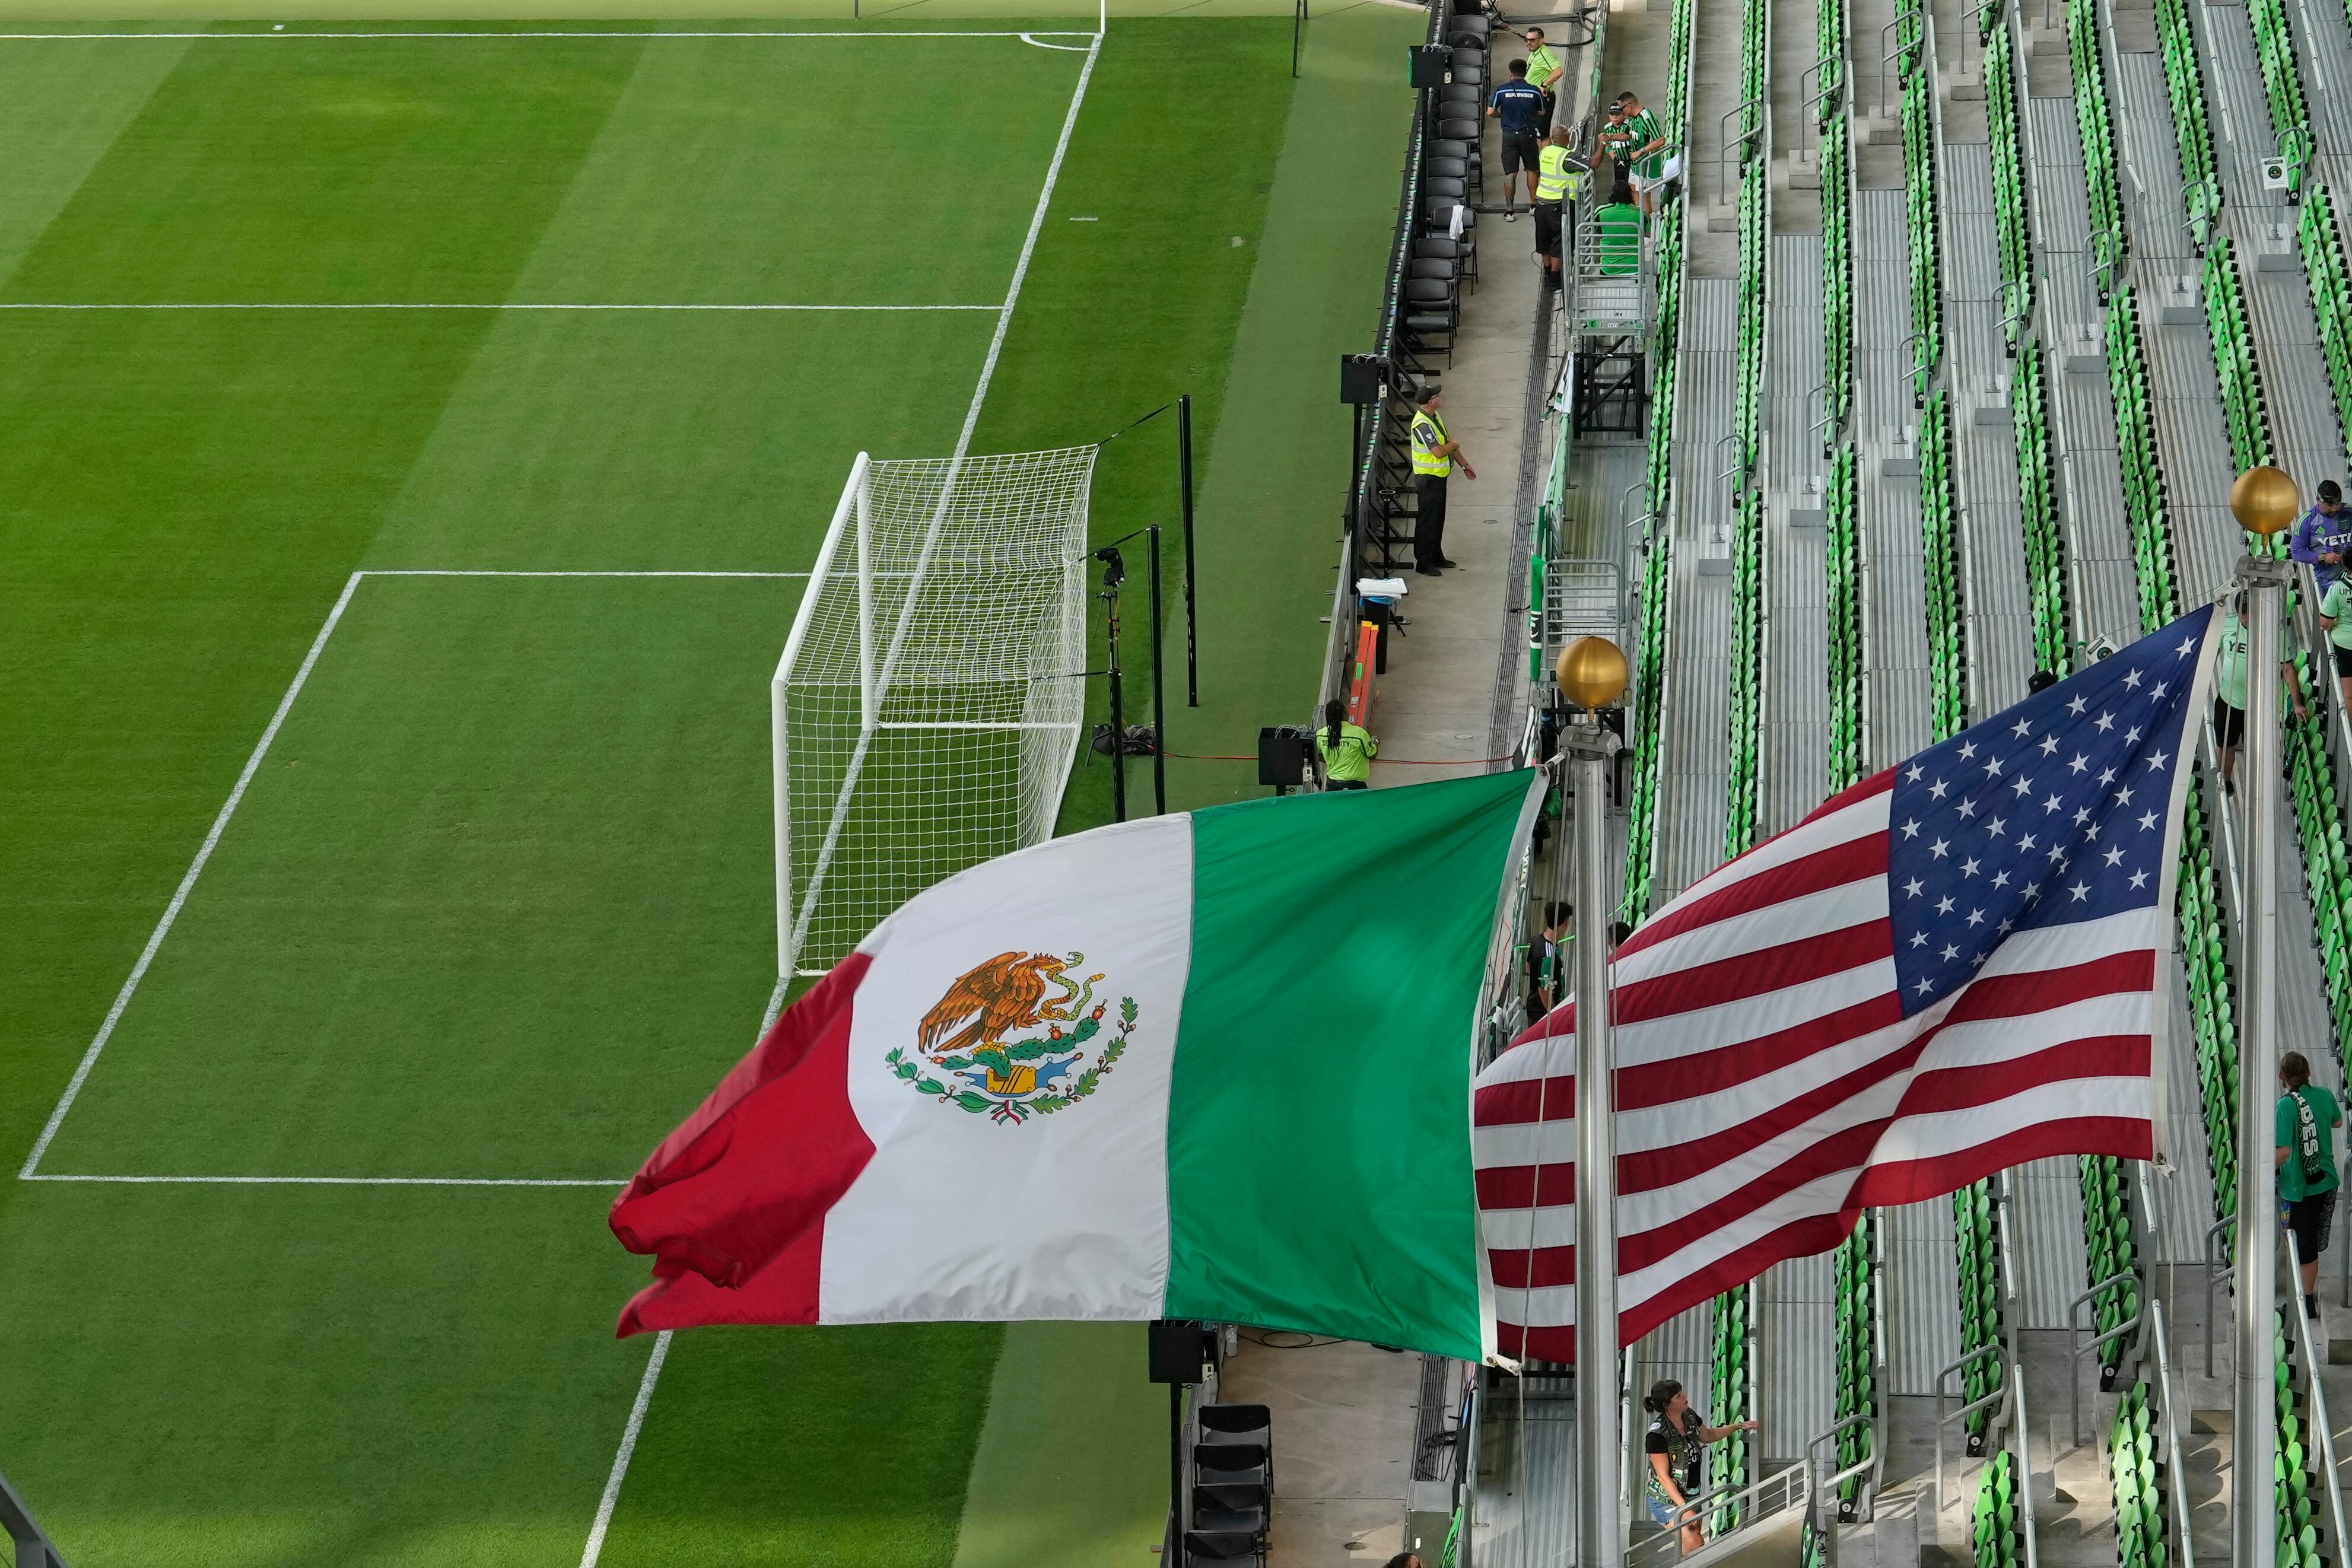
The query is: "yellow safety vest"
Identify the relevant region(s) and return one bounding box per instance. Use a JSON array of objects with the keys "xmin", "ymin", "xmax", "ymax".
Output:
[
  {"xmin": 1410, "ymin": 409, "xmax": 1451, "ymax": 477},
  {"xmin": 1536, "ymin": 144, "xmax": 1584, "ymax": 205}
]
